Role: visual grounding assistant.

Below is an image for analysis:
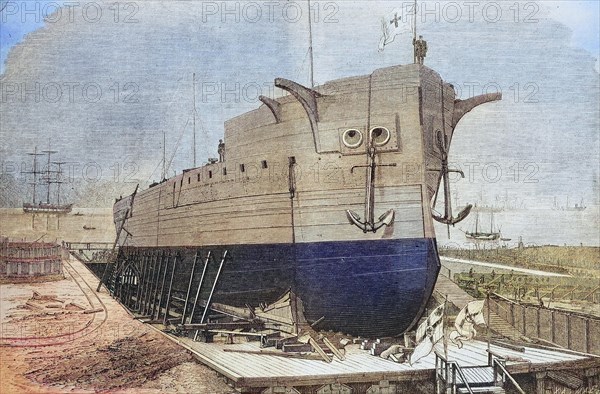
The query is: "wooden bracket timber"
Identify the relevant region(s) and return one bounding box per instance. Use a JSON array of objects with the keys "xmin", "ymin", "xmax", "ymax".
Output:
[
  {"xmin": 275, "ymin": 78, "xmax": 322, "ymax": 153},
  {"xmin": 259, "ymin": 95, "xmax": 282, "ymax": 123}
]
